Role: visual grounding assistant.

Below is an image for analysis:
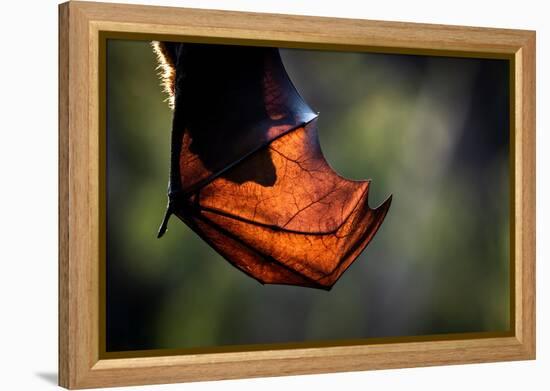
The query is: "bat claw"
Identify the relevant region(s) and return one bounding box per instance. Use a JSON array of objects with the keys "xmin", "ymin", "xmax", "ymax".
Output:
[{"xmin": 157, "ymin": 204, "xmax": 173, "ymax": 238}]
